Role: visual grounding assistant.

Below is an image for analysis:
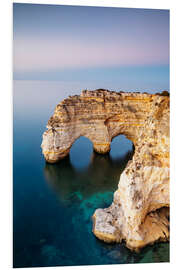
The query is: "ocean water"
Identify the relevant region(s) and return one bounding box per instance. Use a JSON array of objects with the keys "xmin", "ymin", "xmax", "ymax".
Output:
[{"xmin": 13, "ymin": 80, "xmax": 169, "ymax": 268}]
